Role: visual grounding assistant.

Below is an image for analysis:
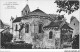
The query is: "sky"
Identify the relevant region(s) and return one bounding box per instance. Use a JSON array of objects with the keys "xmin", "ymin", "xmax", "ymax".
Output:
[{"xmin": 0, "ymin": 0, "xmax": 80, "ymax": 25}]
